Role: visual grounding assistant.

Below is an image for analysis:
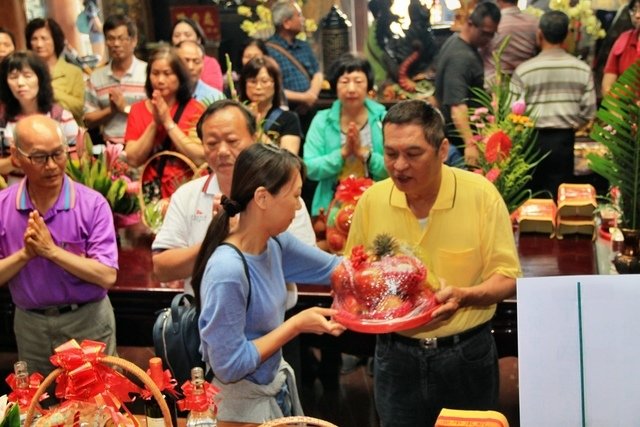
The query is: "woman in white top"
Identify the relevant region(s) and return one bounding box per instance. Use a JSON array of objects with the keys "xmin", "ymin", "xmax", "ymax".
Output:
[{"xmin": 0, "ymin": 51, "xmax": 78, "ymax": 180}]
